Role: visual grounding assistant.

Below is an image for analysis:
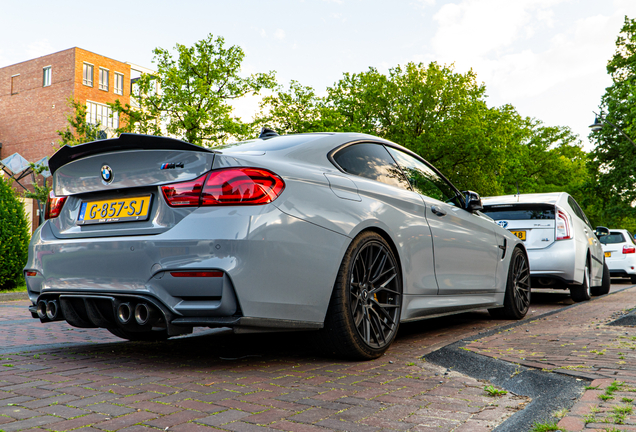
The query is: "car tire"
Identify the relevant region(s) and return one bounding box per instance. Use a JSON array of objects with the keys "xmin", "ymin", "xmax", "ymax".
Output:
[
  {"xmin": 107, "ymin": 328, "xmax": 169, "ymax": 342},
  {"xmin": 630, "ymin": 275, "xmax": 636, "ymax": 285},
  {"xmin": 570, "ymin": 259, "xmax": 591, "ymax": 302},
  {"xmin": 319, "ymin": 231, "xmax": 402, "ymax": 360},
  {"xmin": 488, "ymin": 247, "xmax": 531, "ymax": 320},
  {"xmin": 591, "ymin": 263, "xmax": 610, "ymax": 296}
]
